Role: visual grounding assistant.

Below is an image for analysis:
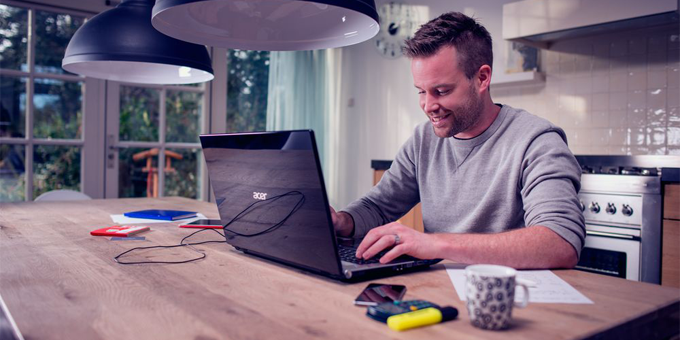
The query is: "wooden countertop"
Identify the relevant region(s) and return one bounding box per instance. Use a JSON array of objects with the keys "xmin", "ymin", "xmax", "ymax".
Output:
[{"xmin": 0, "ymin": 197, "xmax": 678, "ymax": 340}]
